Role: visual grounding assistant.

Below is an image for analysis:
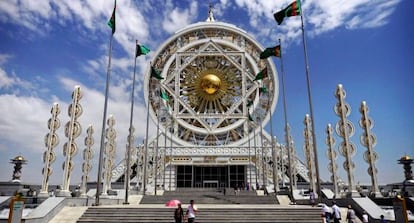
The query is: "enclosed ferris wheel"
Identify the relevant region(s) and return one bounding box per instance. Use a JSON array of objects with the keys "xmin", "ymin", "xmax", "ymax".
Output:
[
  {"xmin": 112, "ymin": 11, "xmax": 311, "ymax": 190},
  {"xmin": 145, "ymin": 21, "xmax": 278, "ymax": 147}
]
